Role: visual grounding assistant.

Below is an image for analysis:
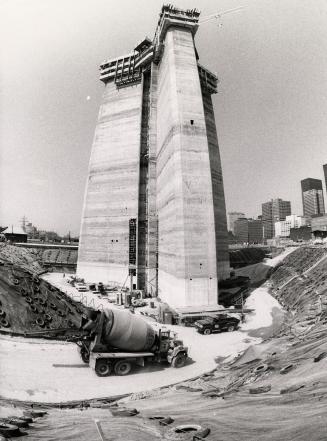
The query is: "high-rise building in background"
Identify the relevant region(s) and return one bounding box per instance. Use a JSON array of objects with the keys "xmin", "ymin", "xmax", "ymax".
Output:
[
  {"xmin": 227, "ymin": 212, "xmax": 245, "ymax": 234},
  {"xmin": 262, "ymin": 198, "xmax": 291, "ymax": 239},
  {"xmin": 323, "ymin": 164, "xmax": 327, "ymax": 194},
  {"xmin": 301, "ymin": 178, "xmax": 325, "ymax": 217},
  {"xmin": 274, "ymin": 214, "xmax": 308, "ymax": 238},
  {"xmin": 303, "ymin": 190, "xmax": 325, "ymax": 218},
  {"xmin": 234, "ymin": 218, "xmax": 263, "ymax": 244},
  {"xmin": 77, "ymin": 5, "xmax": 230, "ymax": 308}
]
